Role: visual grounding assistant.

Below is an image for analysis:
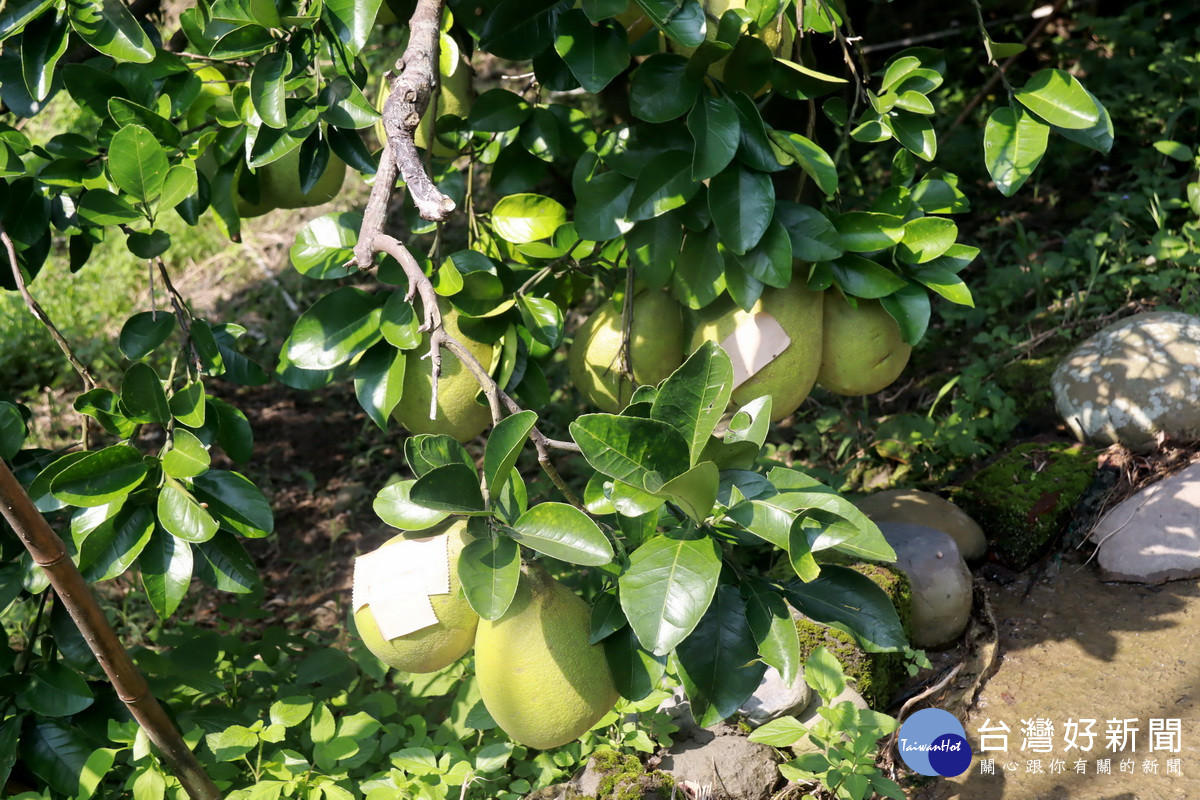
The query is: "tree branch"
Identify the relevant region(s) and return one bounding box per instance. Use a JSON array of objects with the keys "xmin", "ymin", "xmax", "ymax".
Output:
[{"xmin": 0, "ymin": 459, "xmax": 220, "ymax": 800}]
